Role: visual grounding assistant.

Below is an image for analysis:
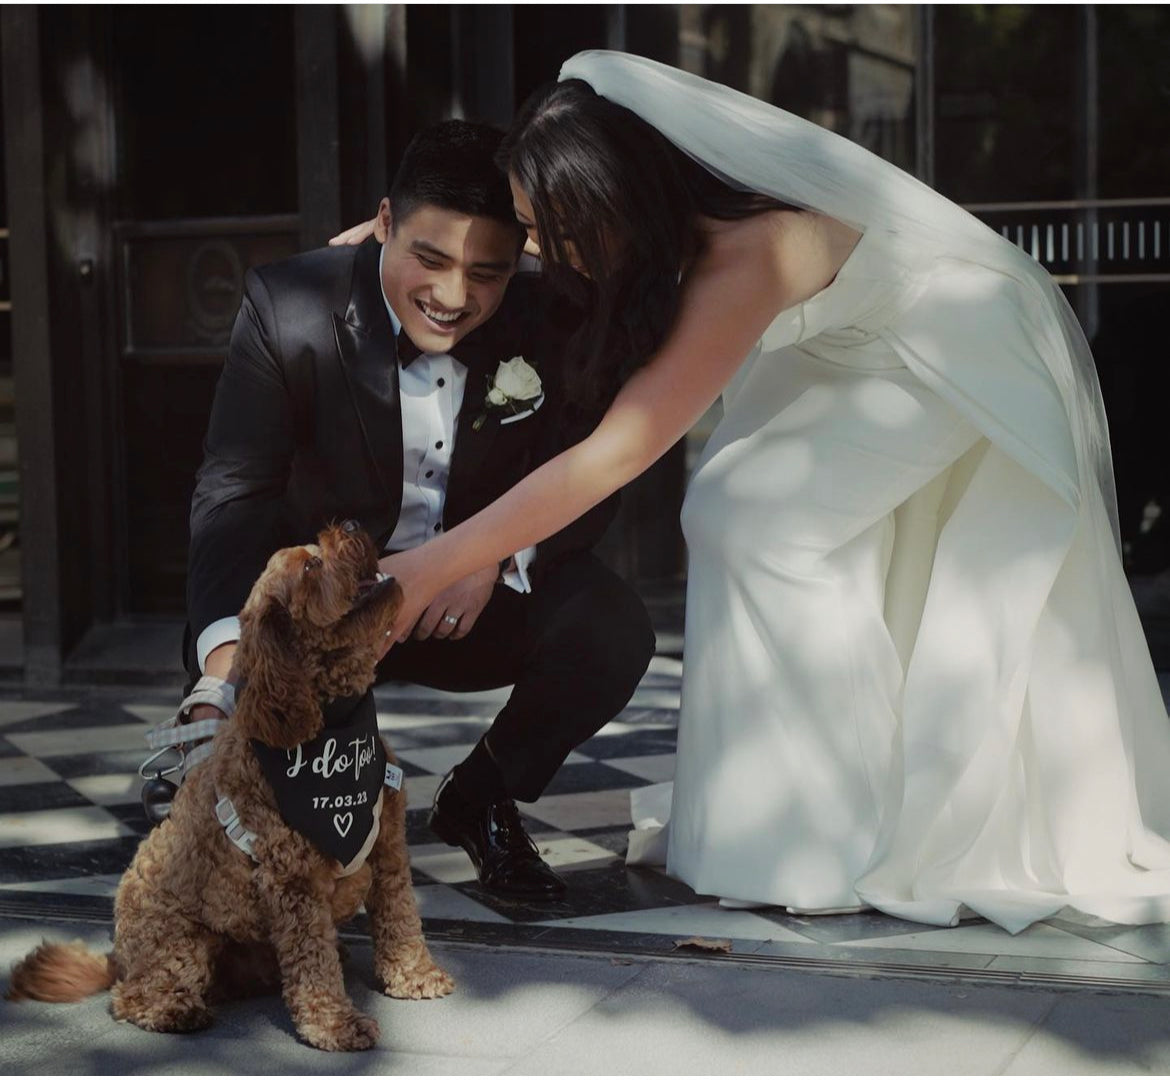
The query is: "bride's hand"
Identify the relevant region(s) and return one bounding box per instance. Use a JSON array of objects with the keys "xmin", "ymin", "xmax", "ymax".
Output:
[{"xmin": 329, "ymin": 217, "xmax": 379, "ymax": 247}]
